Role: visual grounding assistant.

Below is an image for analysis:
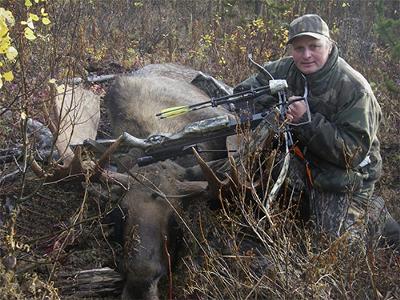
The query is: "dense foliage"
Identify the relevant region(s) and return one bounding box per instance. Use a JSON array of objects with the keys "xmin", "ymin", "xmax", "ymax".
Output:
[{"xmin": 0, "ymin": 0, "xmax": 399, "ymax": 299}]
